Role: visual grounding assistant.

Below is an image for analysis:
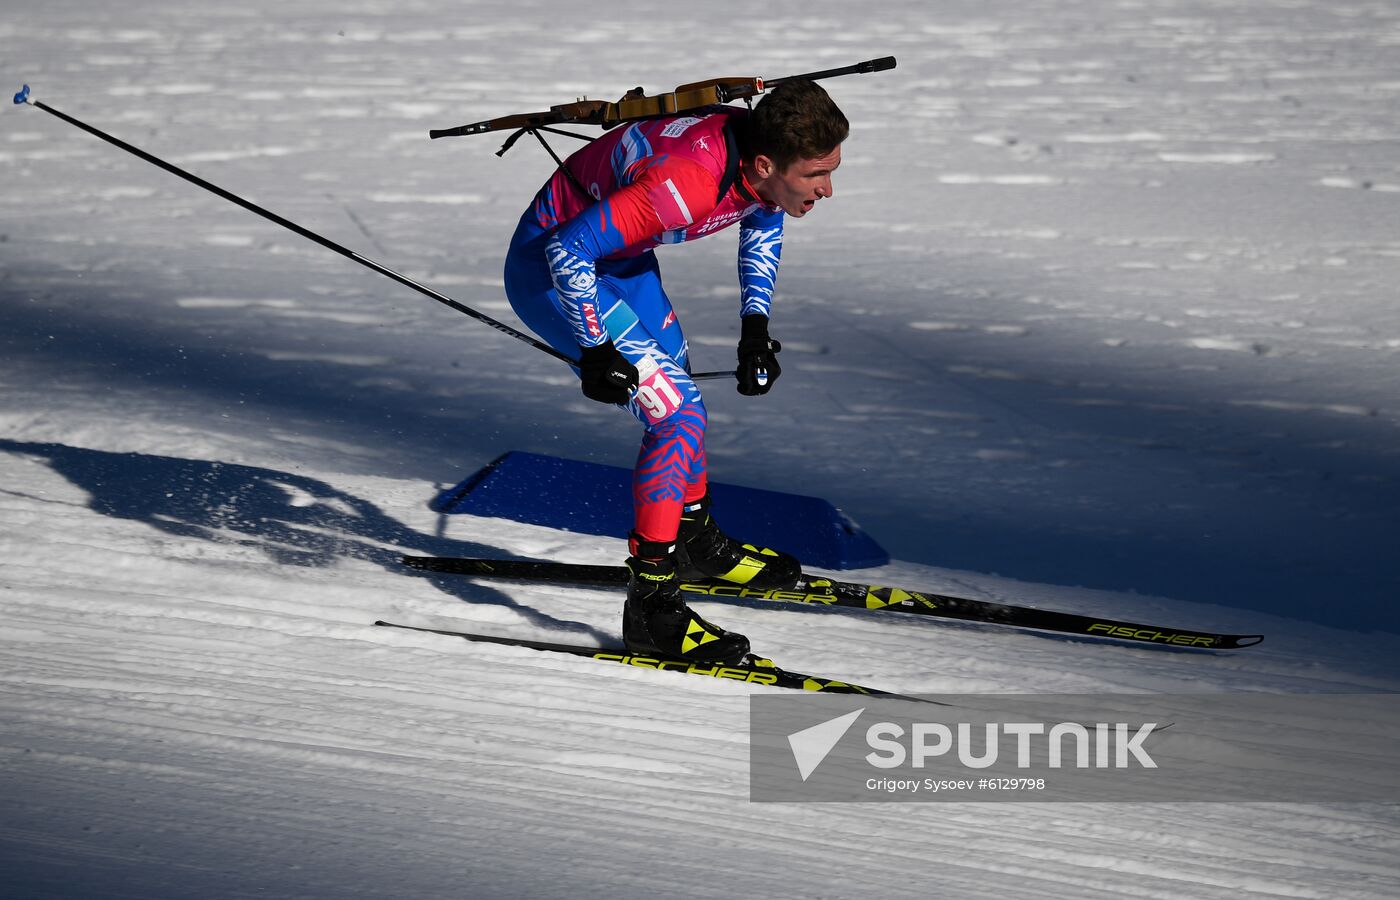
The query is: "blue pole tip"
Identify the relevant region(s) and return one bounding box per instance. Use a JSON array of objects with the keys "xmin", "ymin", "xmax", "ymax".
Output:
[{"xmin": 14, "ymin": 84, "xmax": 31, "ymax": 105}]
